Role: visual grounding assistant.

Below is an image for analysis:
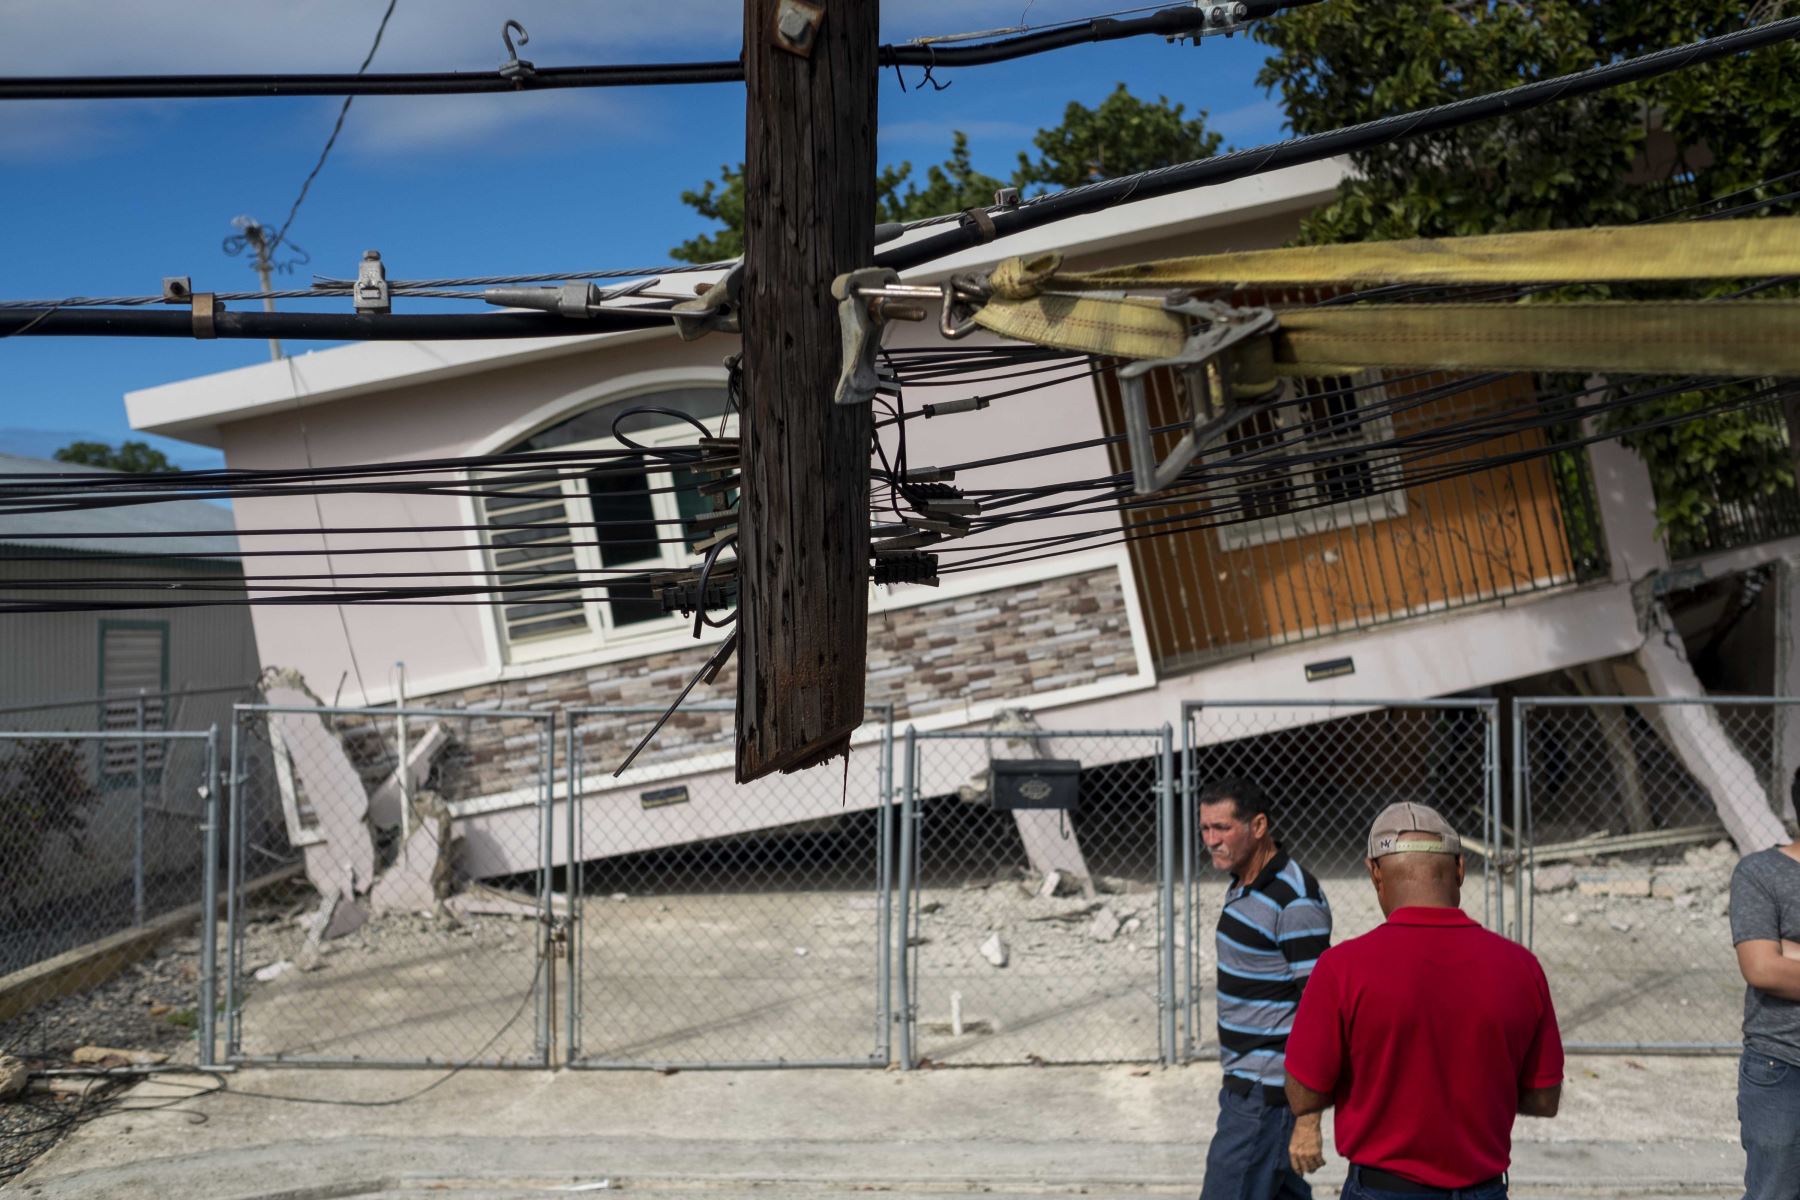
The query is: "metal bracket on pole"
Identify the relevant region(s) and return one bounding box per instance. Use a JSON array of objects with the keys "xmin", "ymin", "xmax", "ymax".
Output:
[
  {"xmin": 672, "ymin": 261, "xmax": 744, "ymax": 341},
  {"xmin": 1115, "ymin": 299, "xmax": 1279, "ymax": 496},
  {"xmin": 353, "ymin": 250, "xmax": 390, "ymax": 315}
]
